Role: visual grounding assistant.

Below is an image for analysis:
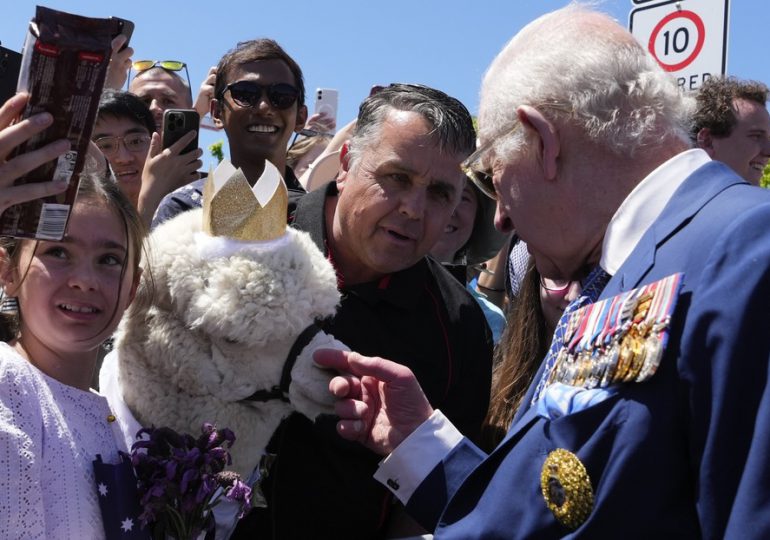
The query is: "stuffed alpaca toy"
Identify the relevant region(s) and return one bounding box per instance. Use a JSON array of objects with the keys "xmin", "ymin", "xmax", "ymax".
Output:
[{"xmin": 101, "ymin": 161, "xmax": 346, "ymax": 479}]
